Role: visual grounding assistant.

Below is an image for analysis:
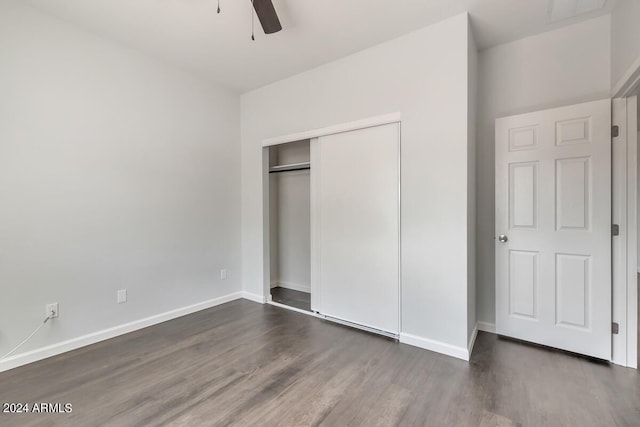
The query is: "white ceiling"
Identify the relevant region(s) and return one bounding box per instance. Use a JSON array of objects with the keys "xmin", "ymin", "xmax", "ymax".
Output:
[{"xmin": 24, "ymin": 0, "xmax": 617, "ymax": 92}]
